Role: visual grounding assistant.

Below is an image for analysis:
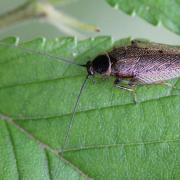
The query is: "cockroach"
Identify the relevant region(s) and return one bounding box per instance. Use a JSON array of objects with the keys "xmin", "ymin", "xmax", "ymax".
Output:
[{"xmin": 0, "ymin": 39, "xmax": 180, "ymax": 152}]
